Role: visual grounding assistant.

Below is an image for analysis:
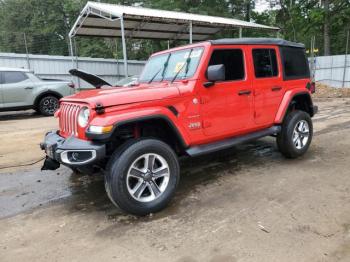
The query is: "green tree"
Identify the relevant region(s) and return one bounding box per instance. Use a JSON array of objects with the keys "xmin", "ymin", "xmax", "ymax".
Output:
[
  {"xmin": 0, "ymin": 0, "xmax": 87, "ymax": 55},
  {"xmin": 265, "ymin": 0, "xmax": 350, "ymax": 55},
  {"xmin": 0, "ymin": 0, "xmax": 349, "ymax": 58}
]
